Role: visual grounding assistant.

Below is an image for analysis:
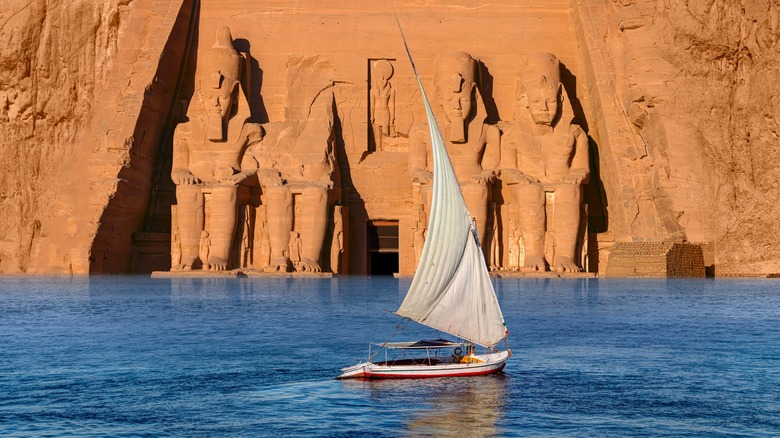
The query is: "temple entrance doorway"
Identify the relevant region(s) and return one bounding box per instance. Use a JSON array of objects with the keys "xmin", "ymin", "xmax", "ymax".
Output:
[{"xmin": 367, "ymin": 220, "xmax": 399, "ymax": 276}]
